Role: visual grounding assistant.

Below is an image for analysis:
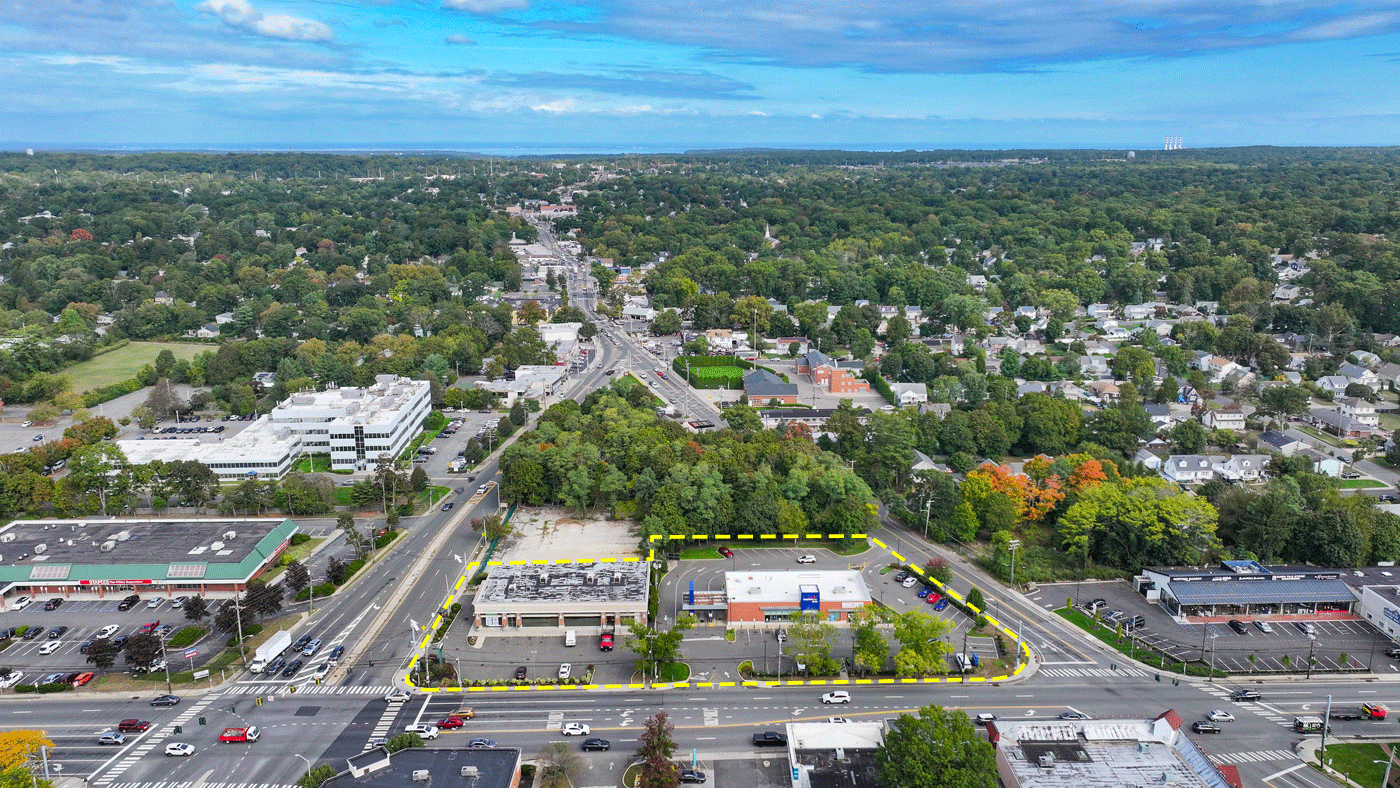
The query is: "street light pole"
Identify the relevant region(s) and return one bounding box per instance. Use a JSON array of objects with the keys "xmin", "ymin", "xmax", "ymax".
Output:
[
  {"xmin": 1007, "ymin": 539, "xmax": 1021, "ymax": 590},
  {"xmin": 294, "ymin": 754, "xmax": 312, "ymax": 784},
  {"xmin": 1375, "ymin": 753, "xmax": 1398, "ymax": 788},
  {"xmin": 1307, "ymin": 634, "xmax": 1318, "ymax": 679},
  {"xmin": 923, "ymin": 500, "xmax": 933, "ymax": 541}
]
